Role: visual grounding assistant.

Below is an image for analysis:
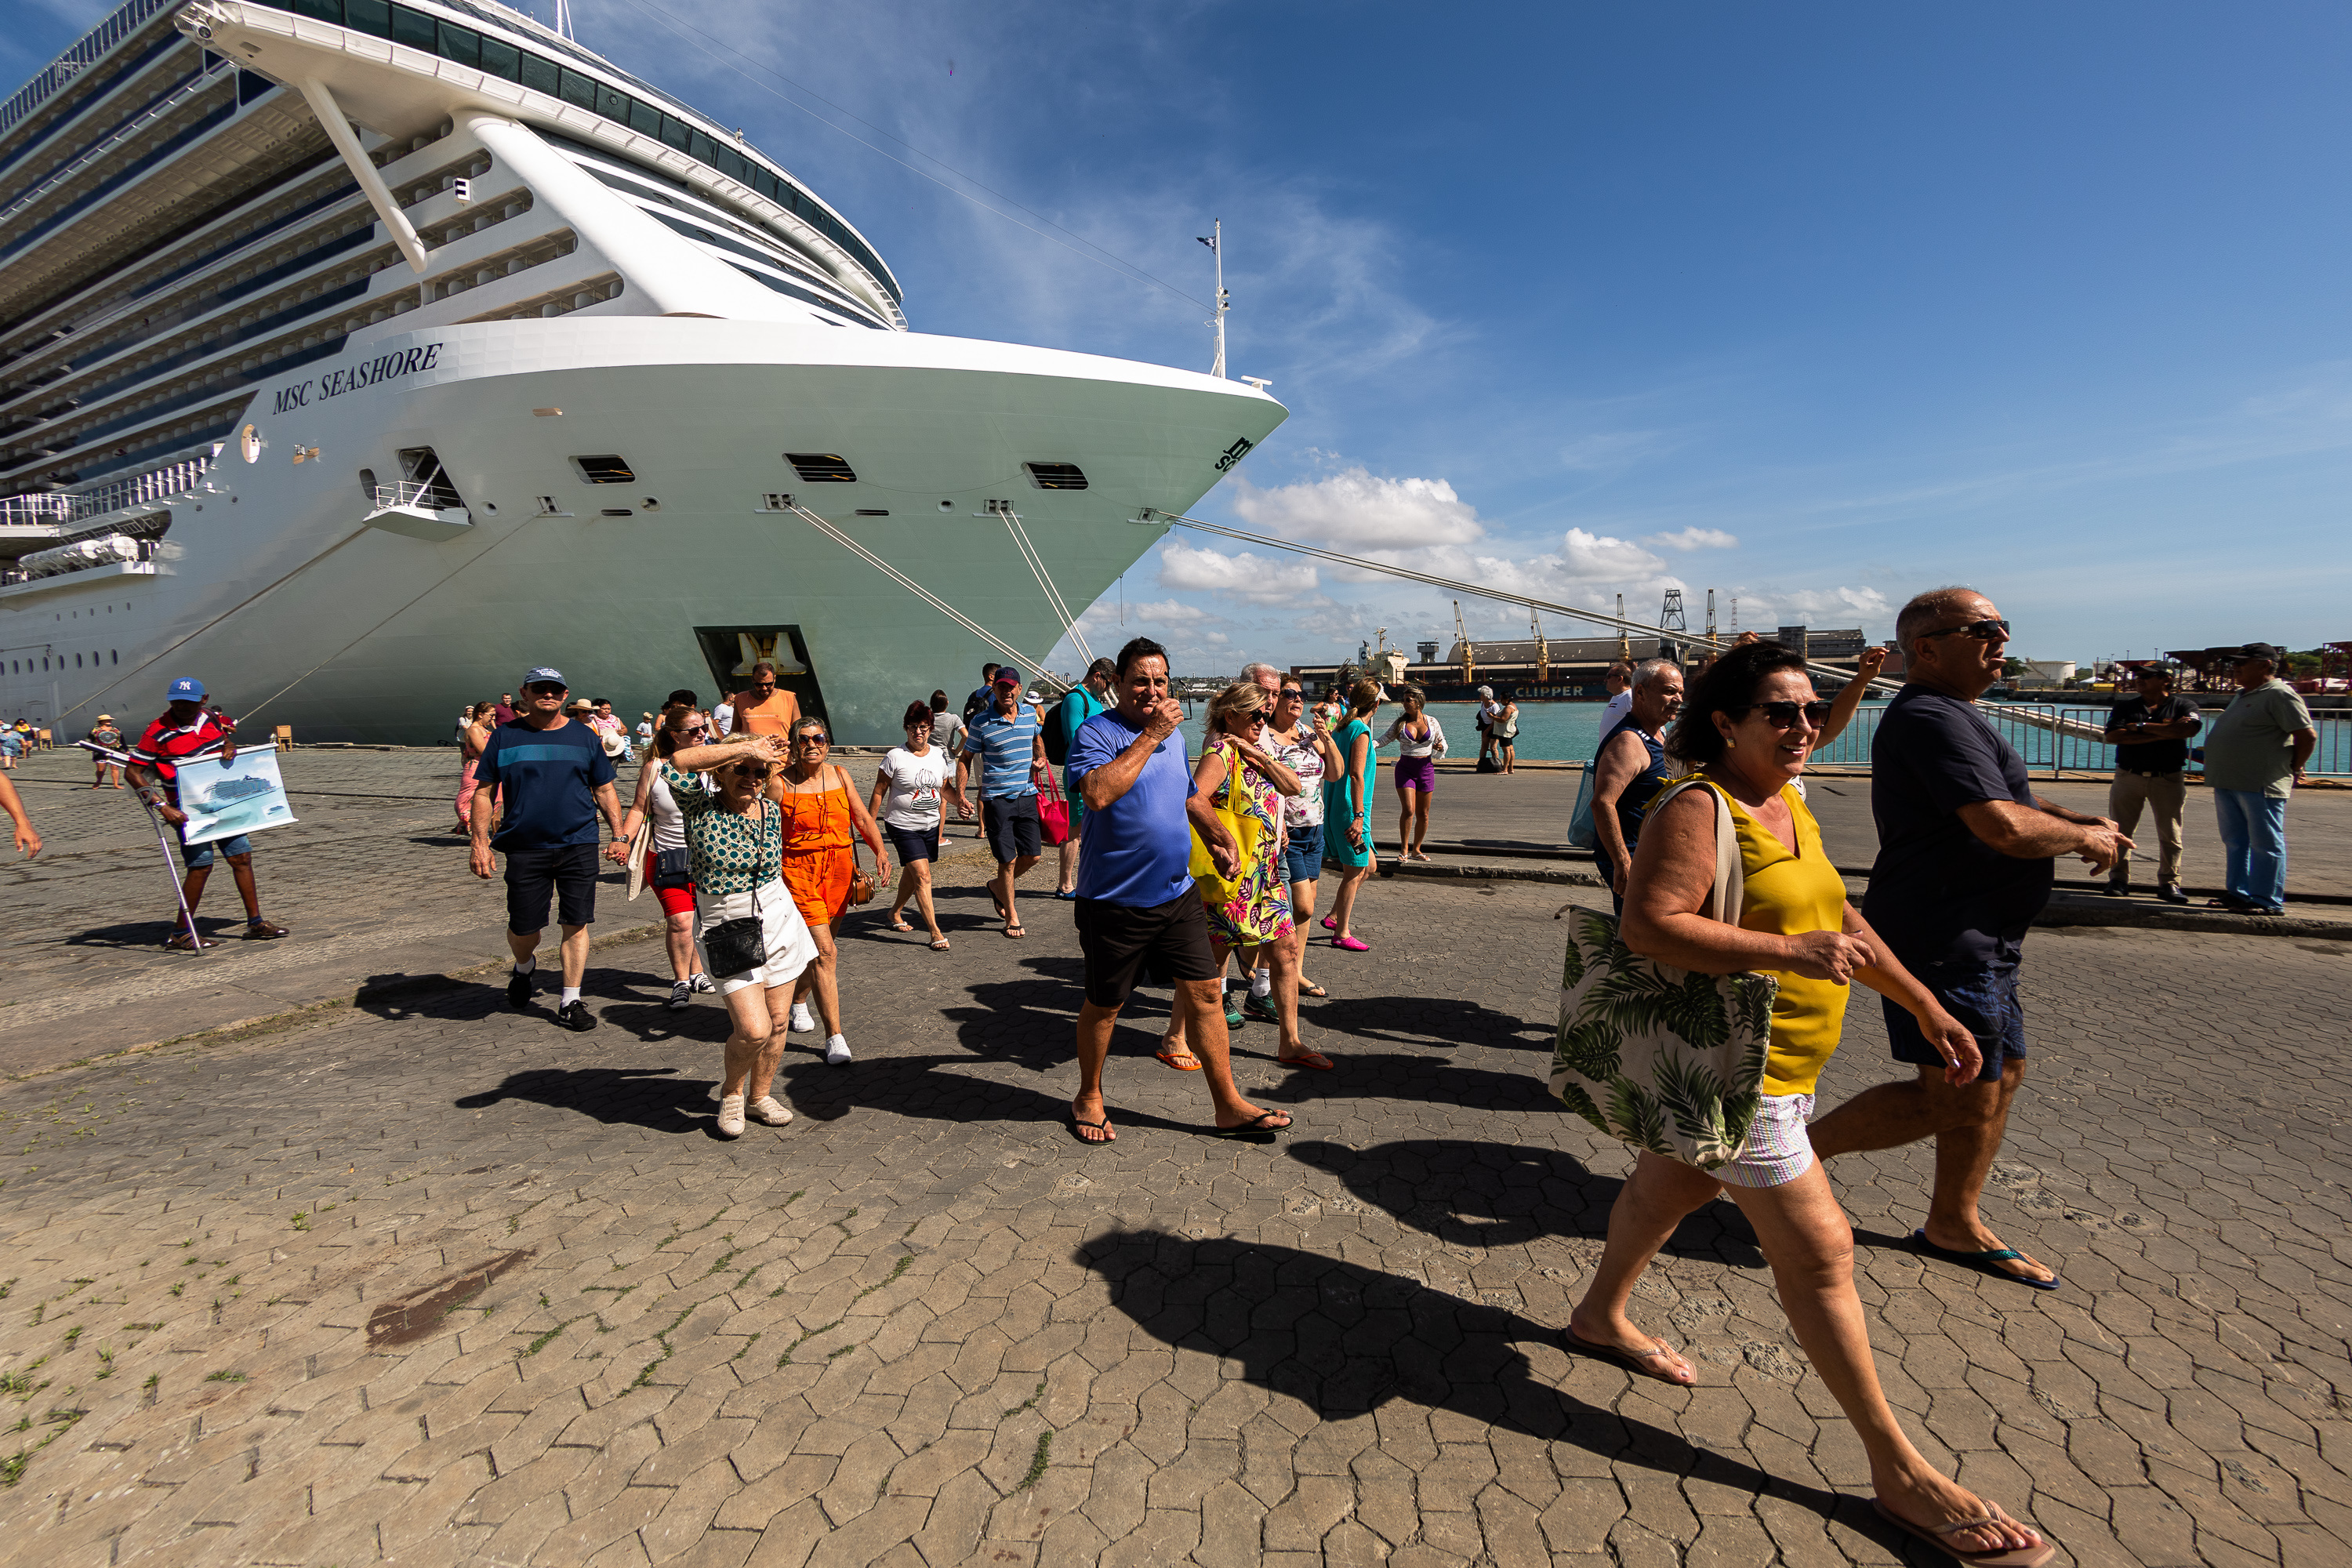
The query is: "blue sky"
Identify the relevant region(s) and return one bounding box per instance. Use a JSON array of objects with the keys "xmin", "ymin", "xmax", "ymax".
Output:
[{"xmin": 16, "ymin": 1, "xmax": 2352, "ymax": 672}]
